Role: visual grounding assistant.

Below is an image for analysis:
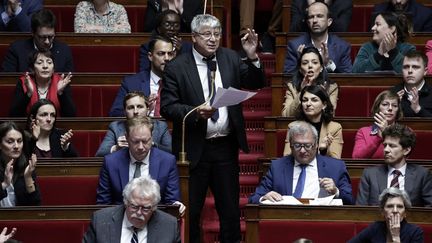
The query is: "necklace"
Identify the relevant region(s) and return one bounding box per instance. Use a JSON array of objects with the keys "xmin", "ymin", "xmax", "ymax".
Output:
[{"xmin": 37, "ymin": 87, "xmax": 48, "ymax": 96}]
